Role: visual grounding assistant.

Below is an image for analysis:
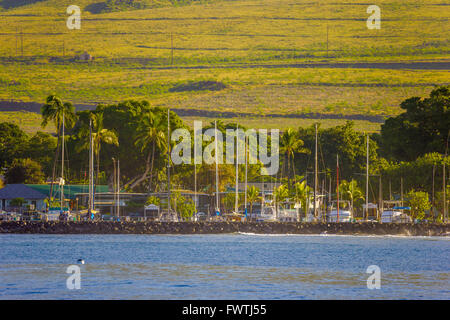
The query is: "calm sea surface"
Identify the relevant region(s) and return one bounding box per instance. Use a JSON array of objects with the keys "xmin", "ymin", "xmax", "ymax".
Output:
[{"xmin": 0, "ymin": 233, "xmax": 448, "ymax": 299}]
